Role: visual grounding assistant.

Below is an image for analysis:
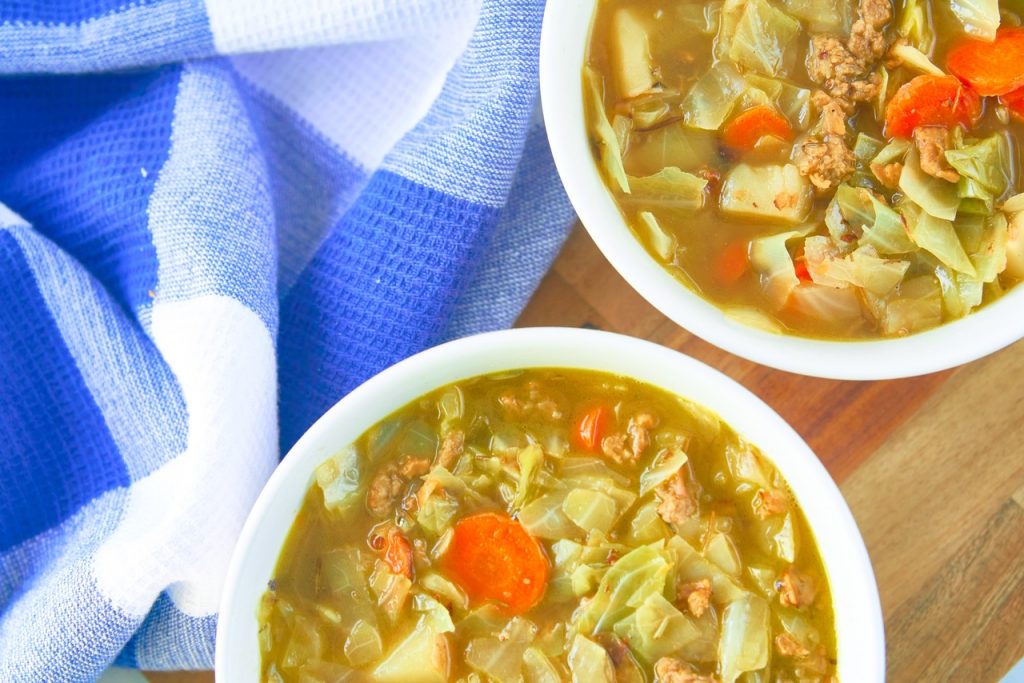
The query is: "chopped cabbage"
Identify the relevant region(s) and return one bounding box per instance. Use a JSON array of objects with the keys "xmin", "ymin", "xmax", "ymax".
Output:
[
  {"xmin": 567, "ymin": 635, "xmax": 615, "ymax": 683},
  {"xmin": 720, "ymin": 164, "xmax": 812, "ymax": 225},
  {"xmin": 727, "ymin": 0, "xmax": 801, "ymax": 77},
  {"xmin": 705, "ymin": 532, "xmax": 742, "ymax": 576},
  {"xmin": 518, "ymin": 490, "xmax": 583, "ymax": 541},
  {"xmin": 638, "ymin": 211, "xmax": 677, "ymax": 263},
  {"xmin": 562, "ymin": 489, "xmax": 620, "ymax": 535},
  {"xmin": 945, "ymin": 133, "xmax": 1012, "ymax": 198},
  {"xmin": 320, "ymin": 548, "xmax": 378, "ymax": 627},
  {"xmin": 889, "ymin": 43, "xmax": 944, "ymax": 76},
  {"xmin": 418, "ymin": 573, "xmax": 469, "ymax": 612},
  {"xmin": 788, "ymin": 284, "xmax": 865, "ymax": 330},
  {"xmin": 1002, "ymin": 193, "xmax": 1024, "ymax": 213},
  {"xmin": 969, "ymin": 212, "xmax": 1009, "ymax": 282},
  {"xmin": 936, "ymin": 265, "xmax": 984, "ymax": 319},
  {"xmin": 902, "ymin": 202, "xmax": 976, "ymax": 276},
  {"xmin": 613, "ymin": 592, "xmax": 703, "ymax": 662},
  {"xmin": 628, "ymin": 498, "xmax": 671, "ymax": 545},
  {"xmin": 282, "ymin": 615, "xmax": 322, "ymax": 669},
  {"xmin": 725, "ymin": 306, "xmax": 785, "ymax": 333},
  {"xmin": 369, "ymin": 562, "xmax": 412, "ymax": 623},
  {"xmin": 626, "ymin": 167, "xmax": 708, "ymax": 213},
  {"xmin": 744, "ymin": 74, "xmax": 813, "ymax": 129},
  {"xmin": 344, "ymin": 618, "xmax": 384, "ymax": 667},
  {"xmin": 573, "ymin": 543, "xmax": 670, "ymax": 634},
  {"xmin": 749, "ymin": 228, "xmax": 807, "ymax": 308},
  {"xmin": 950, "ymin": 0, "xmax": 1001, "ymax": 41},
  {"xmin": 639, "ymin": 447, "xmax": 689, "ymax": 496},
  {"xmin": 584, "ymin": 66, "xmax": 630, "ymax": 194},
  {"xmin": 677, "ymin": 2, "xmax": 724, "ymax": 36},
  {"xmin": 895, "ymin": 0, "xmax": 934, "ymax": 52},
  {"xmin": 828, "ymin": 184, "xmax": 915, "ymax": 253},
  {"xmin": 681, "ymin": 62, "xmax": 747, "ymax": 130},
  {"xmin": 624, "ymin": 124, "xmax": 715, "ymax": 176},
  {"xmin": 853, "ymin": 133, "xmax": 885, "ymax": 164},
  {"xmin": 781, "ymin": 0, "xmax": 851, "ymax": 33},
  {"xmin": 664, "ymin": 536, "xmax": 747, "ymax": 604},
  {"xmin": 900, "ymin": 147, "xmax": 960, "ymax": 221},
  {"xmin": 437, "ymin": 386, "xmax": 463, "ymax": 426},
  {"xmin": 725, "ymin": 443, "xmax": 772, "ymax": 488},
  {"xmin": 465, "ymin": 617, "xmax": 537, "ymax": 683},
  {"xmin": 373, "ymin": 616, "xmax": 450, "ymax": 683},
  {"xmin": 523, "ymin": 646, "xmax": 562, "ymax": 683},
  {"xmin": 609, "ymin": 7, "xmax": 656, "ymax": 98},
  {"xmin": 773, "ymin": 513, "xmax": 797, "ymax": 563},
  {"xmin": 804, "ymin": 237, "xmax": 909, "ymax": 296},
  {"xmin": 315, "ymin": 445, "xmax": 361, "ymax": 512},
  {"xmin": 718, "ymin": 594, "xmax": 770, "ymax": 683},
  {"xmin": 882, "ymin": 275, "xmax": 943, "ymax": 335},
  {"xmin": 512, "ymin": 444, "xmax": 544, "ymax": 510}
]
